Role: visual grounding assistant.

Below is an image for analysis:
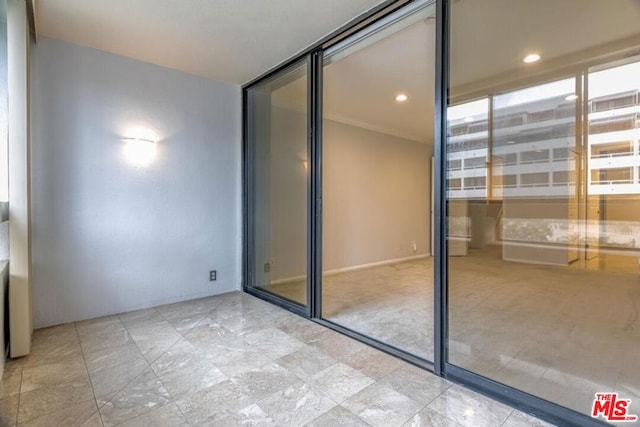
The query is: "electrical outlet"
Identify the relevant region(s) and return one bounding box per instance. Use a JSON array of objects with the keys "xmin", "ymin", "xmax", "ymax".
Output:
[
  {"xmin": 209, "ymin": 270, "xmax": 217, "ymax": 281},
  {"xmin": 412, "ymin": 242, "xmax": 417, "ymax": 253},
  {"xmin": 264, "ymin": 263, "xmax": 270, "ymax": 273}
]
